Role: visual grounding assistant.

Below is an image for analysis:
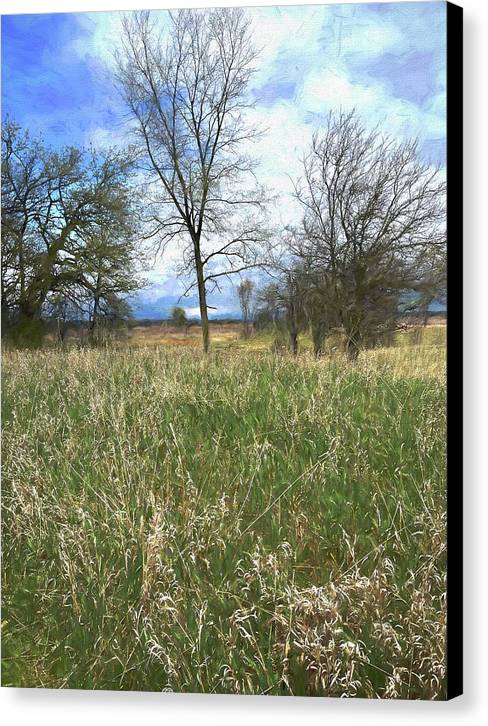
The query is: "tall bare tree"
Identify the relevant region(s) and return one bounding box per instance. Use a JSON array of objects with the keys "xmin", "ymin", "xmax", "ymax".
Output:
[
  {"xmin": 237, "ymin": 278, "xmax": 255, "ymax": 338},
  {"xmin": 115, "ymin": 9, "xmax": 268, "ymax": 352},
  {"xmin": 292, "ymin": 111, "xmax": 446, "ymax": 360}
]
